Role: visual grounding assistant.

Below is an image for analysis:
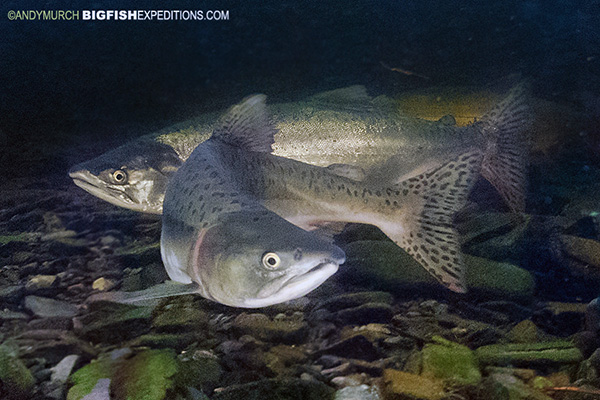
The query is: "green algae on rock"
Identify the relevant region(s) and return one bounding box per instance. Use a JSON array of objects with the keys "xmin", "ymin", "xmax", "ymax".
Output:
[
  {"xmin": 341, "ymin": 241, "xmax": 535, "ymax": 296},
  {"xmin": 211, "ymin": 378, "xmax": 334, "ymax": 400},
  {"xmin": 67, "ymin": 357, "xmax": 114, "ymax": 400},
  {"xmin": 475, "ymin": 341, "xmax": 584, "ymax": 367},
  {"xmin": 421, "ymin": 336, "xmax": 482, "ymax": 385},
  {"xmin": 382, "ymin": 369, "xmax": 446, "ymax": 400},
  {"xmin": 0, "ymin": 344, "xmax": 35, "ymax": 400},
  {"xmin": 112, "ymin": 349, "xmax": 178, "ymax": 400}
]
